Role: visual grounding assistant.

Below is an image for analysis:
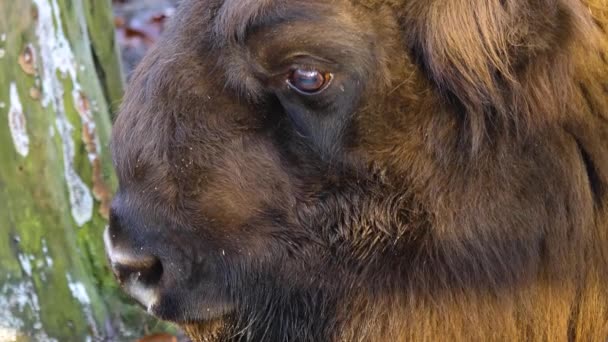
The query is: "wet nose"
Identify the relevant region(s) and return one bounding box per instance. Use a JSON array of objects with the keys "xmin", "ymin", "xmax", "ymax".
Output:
[
  {"xmin": 104, "ymin": 224, "xmax": 164, "ymax": 283},
  {"xmin": 103, "ymin": 209, "xmax": 165, "ymax": 309}
]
